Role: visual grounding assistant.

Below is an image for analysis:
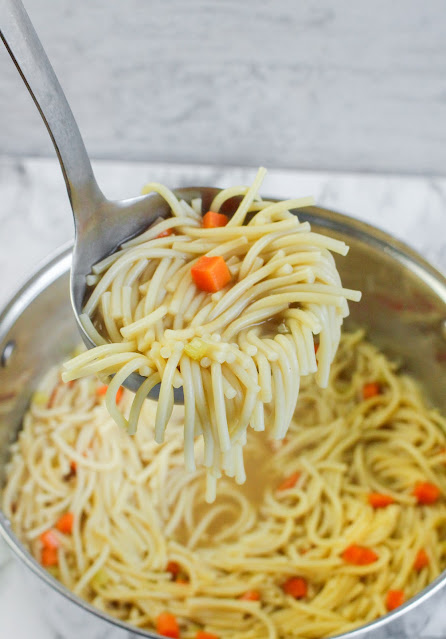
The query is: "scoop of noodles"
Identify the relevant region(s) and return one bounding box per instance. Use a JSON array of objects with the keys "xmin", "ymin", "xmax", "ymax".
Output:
[{"xmin": 63, "ymin": 167, "xmax": 361, "ymax": 501}]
